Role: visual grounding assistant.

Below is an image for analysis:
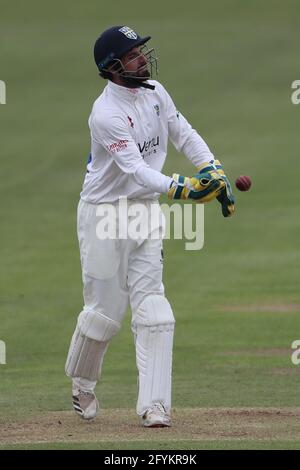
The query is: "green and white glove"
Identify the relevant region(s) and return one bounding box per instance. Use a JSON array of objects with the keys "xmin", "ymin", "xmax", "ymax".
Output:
[
  {"xmin": 197, "ymin": 160, "xmax": 235, "ymax": 217},
  {"xmin": 167, "ymin": 167, "xmax": 225, "ymax": 202}
]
